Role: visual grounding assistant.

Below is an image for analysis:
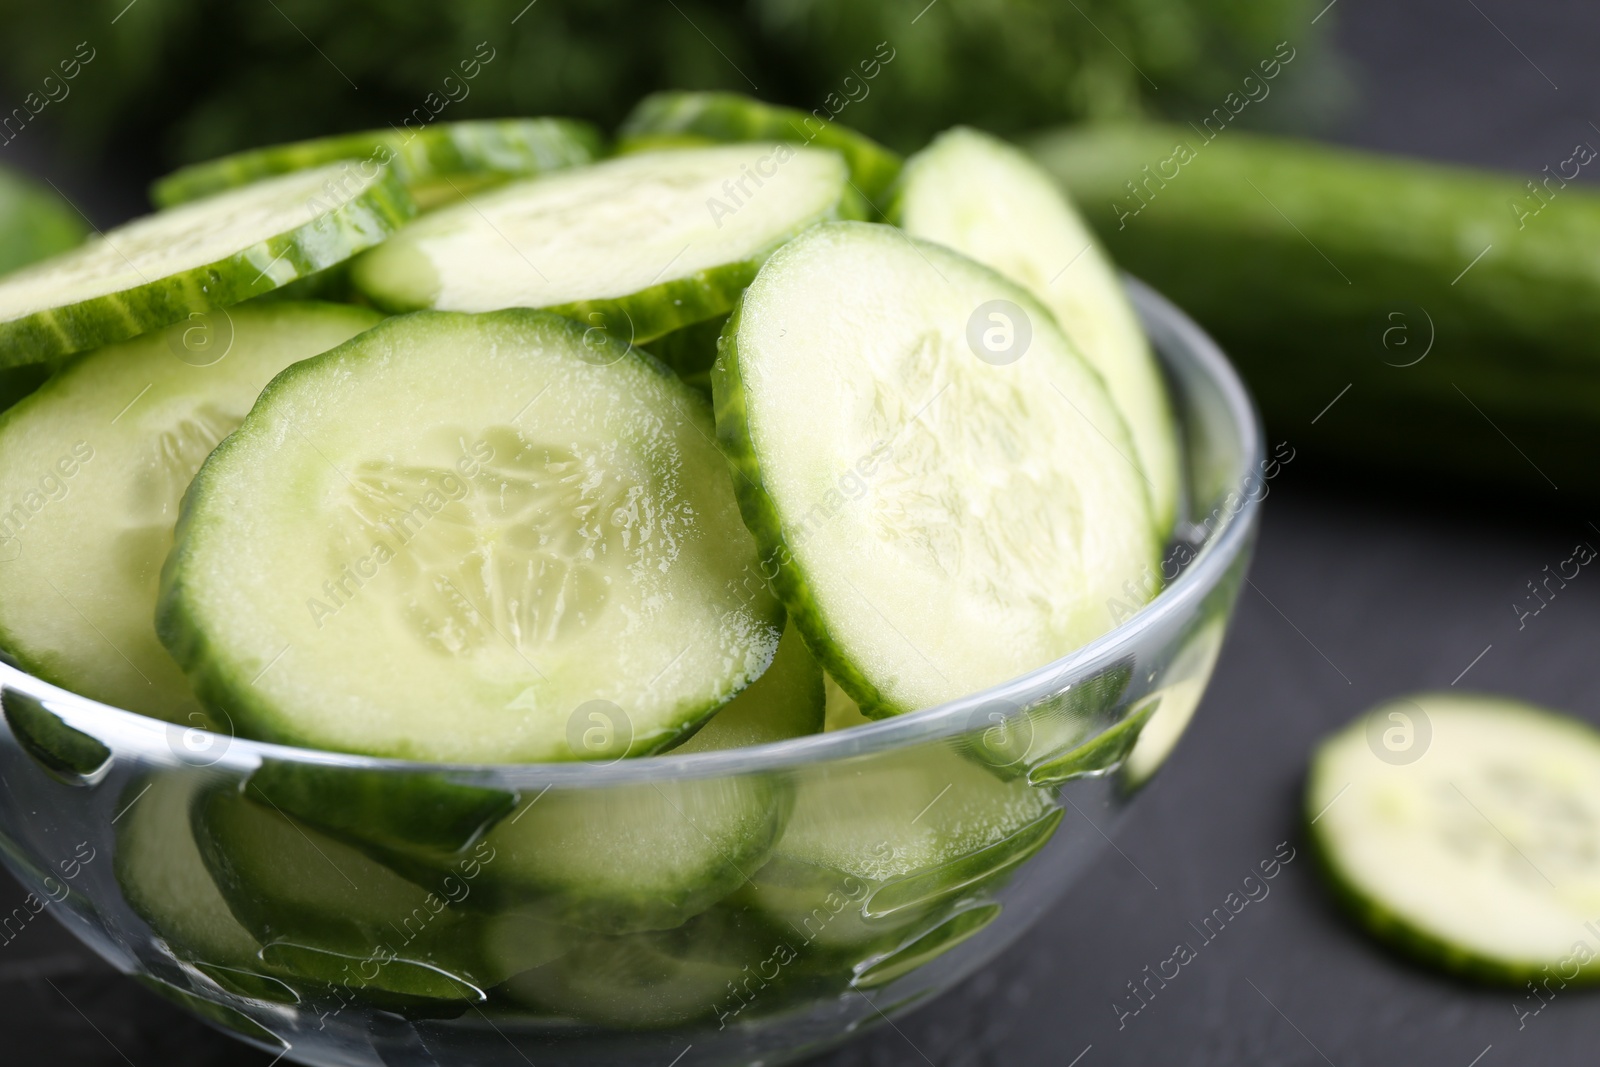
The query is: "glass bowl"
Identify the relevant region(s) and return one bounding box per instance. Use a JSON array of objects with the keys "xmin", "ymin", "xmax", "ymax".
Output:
[{"xmin": 0, "ymin": 279, "xmax": 1261, "ymax": 1067}]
